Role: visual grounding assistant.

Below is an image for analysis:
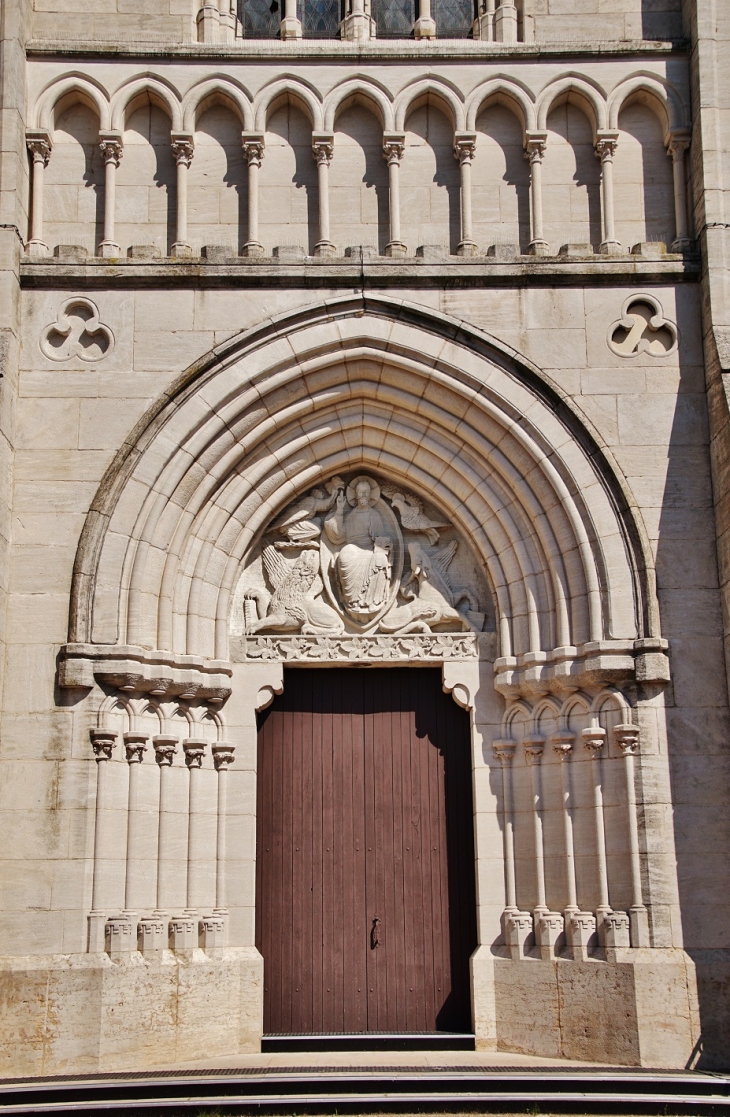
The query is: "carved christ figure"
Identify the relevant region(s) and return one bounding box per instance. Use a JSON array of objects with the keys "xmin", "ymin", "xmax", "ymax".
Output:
[{"xmin": 324, "ymin": 477, "xmax": 393, "ymax": 618}]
